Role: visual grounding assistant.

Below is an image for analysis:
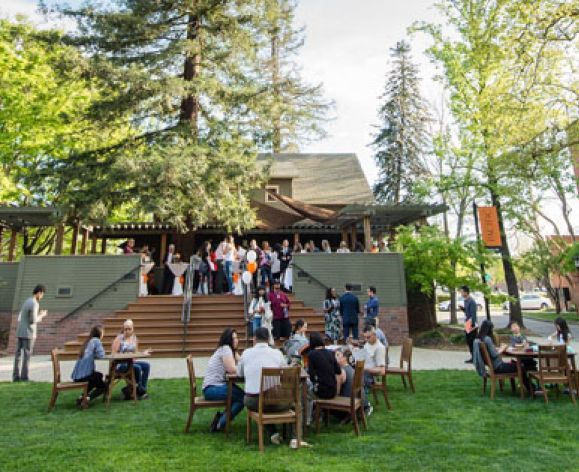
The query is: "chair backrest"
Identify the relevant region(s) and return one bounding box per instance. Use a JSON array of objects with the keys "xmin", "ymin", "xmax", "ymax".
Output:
[
  {"xmin": 537, "ymin": 345, "xmax": 568, "ymax": 377},
  {"xmin": 186, "ymin": 355, "xmax": 198, "ymax": 399},
  {"xmin": 478, "ymin": 341, "xmax": 495, "ymax": 376},
  {"xmin": 400, "ymin": 338, "xmax": 413, "ymax": 369},
  {"xmin": 51, "ymin": 349, "xmax": 61, "ymax": 385},
  {"xmin": 258, "ymin": 367, "xmax": 300, "ymax": 413}
]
